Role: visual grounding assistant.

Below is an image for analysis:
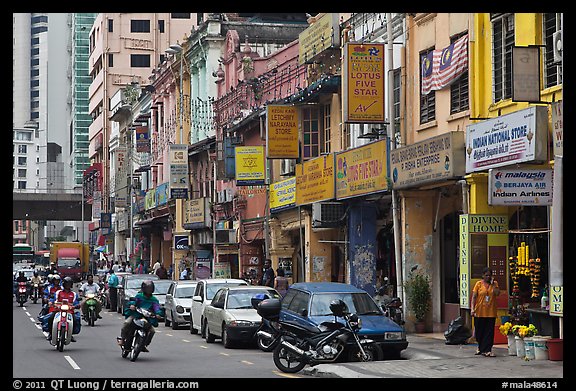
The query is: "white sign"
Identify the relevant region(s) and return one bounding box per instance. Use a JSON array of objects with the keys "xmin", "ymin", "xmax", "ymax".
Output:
[
  {"xmin": 169, "ymin": 144, "xmax": 189, "ymax": 199},
  {"xmin": 465, "ymin": 106, "xmax": 548, "ymax": 173},
  {"xmin": 488, "ymin": 168, "xmax": 553, "ymax": 206},
  {"xmin": 552, "ymin": 101, "xmax": 563, "ymax": 157}
]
